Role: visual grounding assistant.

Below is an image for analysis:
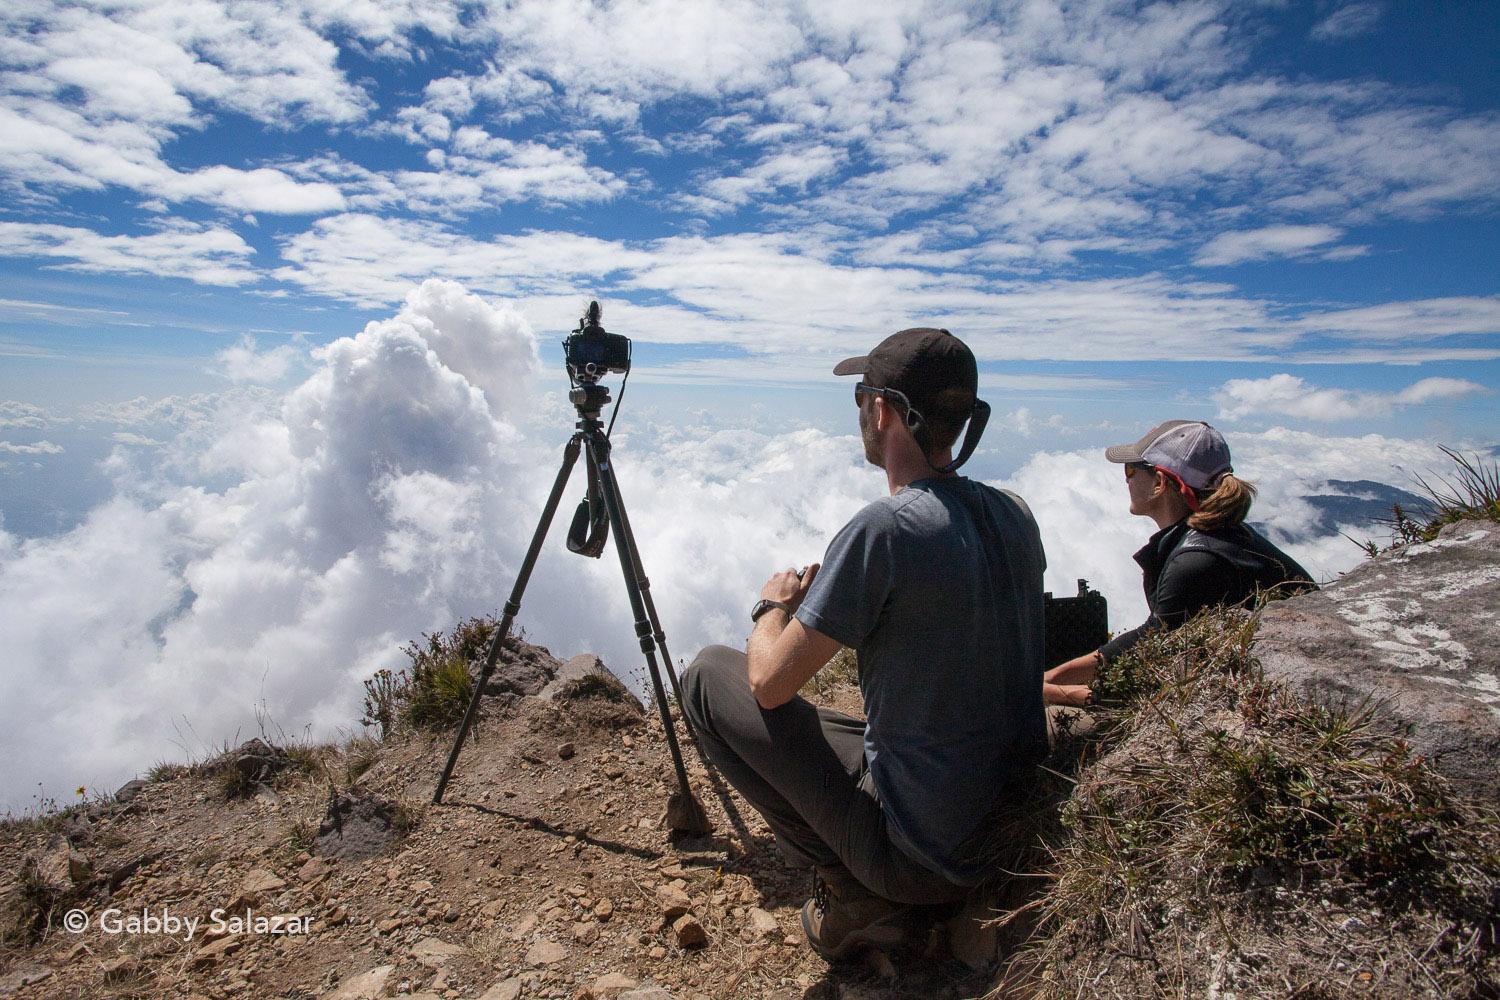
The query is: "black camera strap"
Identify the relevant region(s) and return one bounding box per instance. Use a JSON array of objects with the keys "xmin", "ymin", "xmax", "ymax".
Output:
[{"xmin": 566, "ymin": 459, "xmax": 609, "ymax": 557}]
